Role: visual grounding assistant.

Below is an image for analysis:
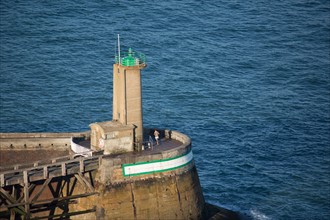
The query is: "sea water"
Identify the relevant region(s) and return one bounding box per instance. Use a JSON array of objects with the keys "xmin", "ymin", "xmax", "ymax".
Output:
[{"xmin": 1, "ymin": 1, "xmax": 329, "ymax": 219}]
